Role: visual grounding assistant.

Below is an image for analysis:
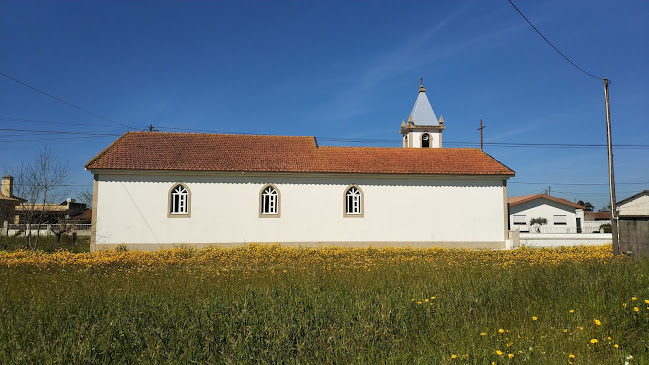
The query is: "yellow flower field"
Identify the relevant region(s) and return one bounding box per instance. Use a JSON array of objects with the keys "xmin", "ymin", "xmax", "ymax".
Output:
[{"xmin": 0, "ymin": 244, "xmax": 647, "ymax": 364}]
